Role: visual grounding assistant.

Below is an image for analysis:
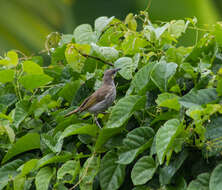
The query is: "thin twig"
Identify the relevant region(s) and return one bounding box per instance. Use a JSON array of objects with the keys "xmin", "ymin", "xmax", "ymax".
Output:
[
  {"xmin": 69, "ymin": 153, "xmax": 95, "ymax": 190},
  {"xmin": 73, "ymin": 45, "xmax": 114, "ymax": 67}
]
